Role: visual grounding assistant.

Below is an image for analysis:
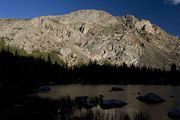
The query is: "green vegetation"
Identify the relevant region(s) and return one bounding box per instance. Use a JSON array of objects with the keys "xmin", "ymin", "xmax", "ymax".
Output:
[
  {"xmin": 0, "ymin": 37, "xmax": 66, "ymax": 67},
  {"xmin": 31, "ymin": 50, "xmax": 66, "ymax": 65}
]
